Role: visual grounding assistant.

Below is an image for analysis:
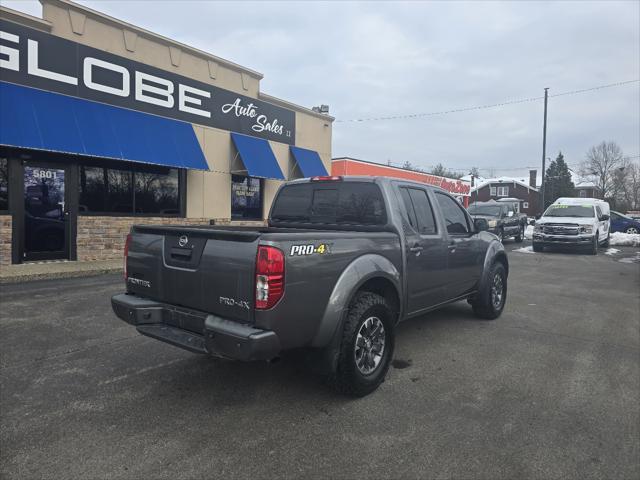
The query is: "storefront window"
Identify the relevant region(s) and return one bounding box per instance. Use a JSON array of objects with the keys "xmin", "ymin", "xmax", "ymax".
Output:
[
  {"xmin": 135, "ymin": 170, "xmax": 179, "ymax": 214},
  {"xmin": 79, "ymin": 164, "xmax": 179, "ymax": 216},
  {"xmin": 0, "ymin": 158, "xmax": 8, "ymax": 212},
  {"xmin": 231, "ymin": 175, "xmax": 262, "ymax": 220}
]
